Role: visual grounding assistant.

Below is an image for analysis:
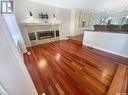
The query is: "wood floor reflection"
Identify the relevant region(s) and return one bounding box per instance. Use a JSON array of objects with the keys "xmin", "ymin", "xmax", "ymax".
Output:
[{"xmin": 24, "ymin": 39, "xmax": 128, "ymax": 95}]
